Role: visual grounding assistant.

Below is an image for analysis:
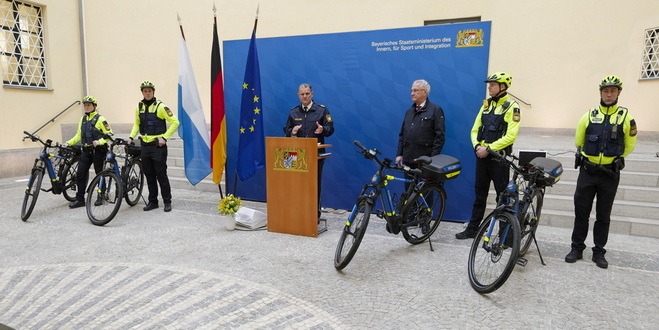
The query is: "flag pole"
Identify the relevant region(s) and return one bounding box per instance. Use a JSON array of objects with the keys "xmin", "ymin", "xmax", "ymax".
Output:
[
  {"xmin": 212, "ymin": 2, "xmax": 226, "ymax": 199},
  {"xmin": 177, "ymin": 13, "xmax": 185, "ymax": 40},
  {"xmin": 254, "ymin": 4, "xmax": 259, "ymax": 30}
]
